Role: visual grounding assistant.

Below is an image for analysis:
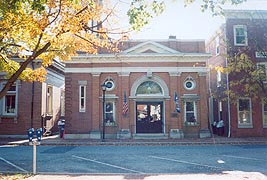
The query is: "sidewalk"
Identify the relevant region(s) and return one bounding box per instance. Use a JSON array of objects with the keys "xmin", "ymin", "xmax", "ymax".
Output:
[{"xmin": 1, "ymin": 135, "xmax": 266, "ymax": 146}]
